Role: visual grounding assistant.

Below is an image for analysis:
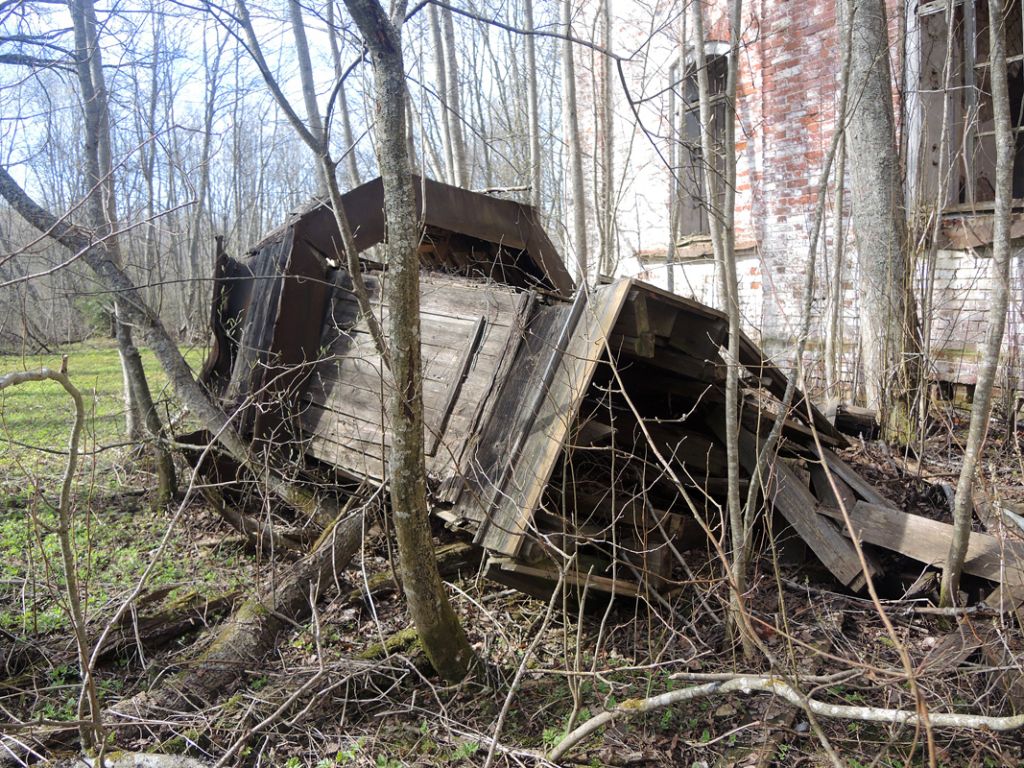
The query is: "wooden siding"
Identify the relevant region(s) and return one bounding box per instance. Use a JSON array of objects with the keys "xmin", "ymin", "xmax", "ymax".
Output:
[{"xmin": 299, "ymin": 272, "xmax": 528, "ymax": 498}]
